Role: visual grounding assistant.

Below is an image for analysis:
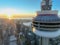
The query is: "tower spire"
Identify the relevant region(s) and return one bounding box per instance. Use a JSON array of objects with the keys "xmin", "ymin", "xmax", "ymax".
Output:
[{"xmin": 41, "ymin": 0, "xmax": 52, "ymax": 10}]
